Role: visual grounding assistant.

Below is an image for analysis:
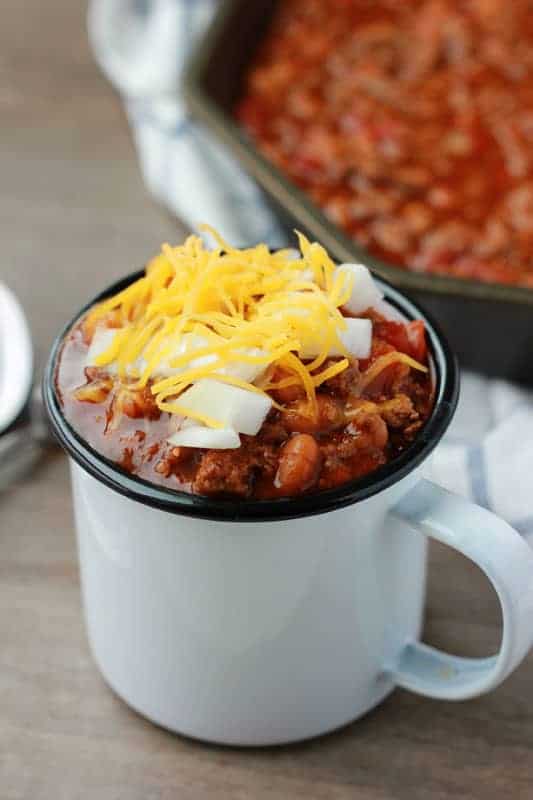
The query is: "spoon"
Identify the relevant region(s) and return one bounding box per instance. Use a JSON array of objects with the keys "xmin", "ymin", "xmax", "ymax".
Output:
[
  {"xmin": 0, "ymin": 282, "xmax": 56, "ymax": 491},
  {"xmin": 0, "ymin": 383, "xmax": 55, "ymax": 491}
]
